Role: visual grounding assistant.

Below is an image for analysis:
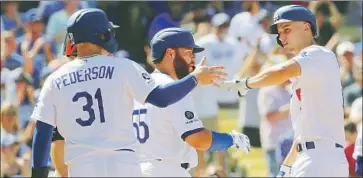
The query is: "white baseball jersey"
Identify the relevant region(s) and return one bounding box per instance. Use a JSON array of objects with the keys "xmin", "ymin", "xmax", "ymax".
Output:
[
  {"xmin": 289, "ymin": 45, "xmax": 345, "ymax": 145},
  {"xmin": 31, "ymin": 56, "xmax": 157, "ymax": 163},
  {"xmin": 194, "ymin": 33, "xmax": 247, "ymax": 105},
  {"xmin": 133, "ymin": 71, "xmax": 203, "ymax": 165},
  {"xmin": 353, "ymin": 123, "xmax": 362, "ymax": 159}
]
